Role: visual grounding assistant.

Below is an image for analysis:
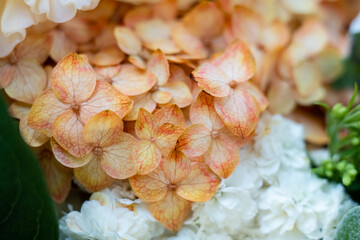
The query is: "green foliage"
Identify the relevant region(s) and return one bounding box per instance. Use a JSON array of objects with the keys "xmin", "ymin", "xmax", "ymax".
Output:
[
  {"xmin": 335, "ymin": 206, "xmax": 360, "ymax": 240},
  {"xmin": 313, "ymin": 85, "xmax": 360, "ymax": 187},
  {"xmin": 0, "ymin": 94, "xmax": 58, "ymax": 239}
]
